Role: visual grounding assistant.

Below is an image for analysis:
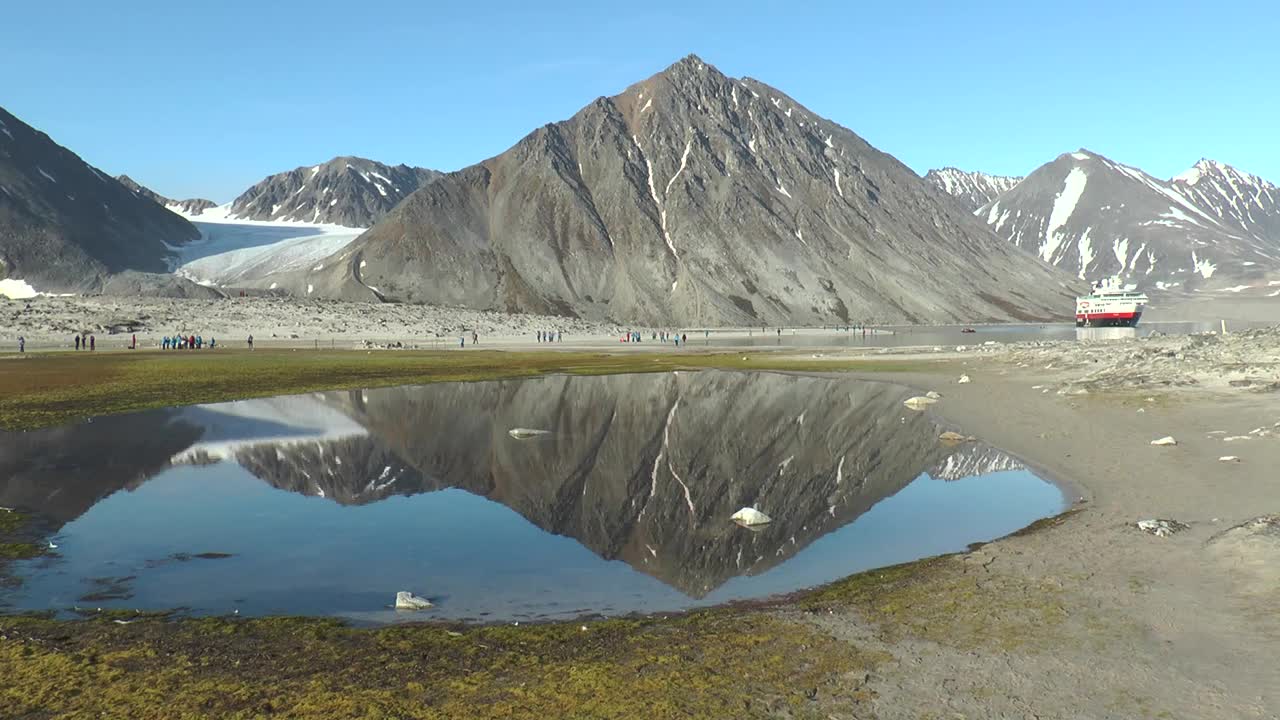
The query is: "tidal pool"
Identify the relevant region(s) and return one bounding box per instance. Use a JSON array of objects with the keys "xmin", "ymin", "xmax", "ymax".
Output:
[{"xmin": 0, "ymin": 371, "xmax": 1065, "ymax": 623}]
